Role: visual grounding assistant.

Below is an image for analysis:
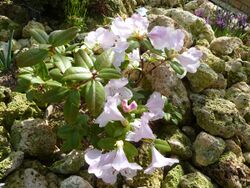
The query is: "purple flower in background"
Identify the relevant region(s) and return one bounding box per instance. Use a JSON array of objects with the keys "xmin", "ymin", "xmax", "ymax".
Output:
[
  {"xmin": 194, "ymin": 8, "xmax": 205, "ymax": 18},
  {"xmin": 237, "ymin": 14, "xmax": 247, "ymax": 28},
  {"xmin": 144, "ymin": 146, "xmax": 179, "ymax": 174}
]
